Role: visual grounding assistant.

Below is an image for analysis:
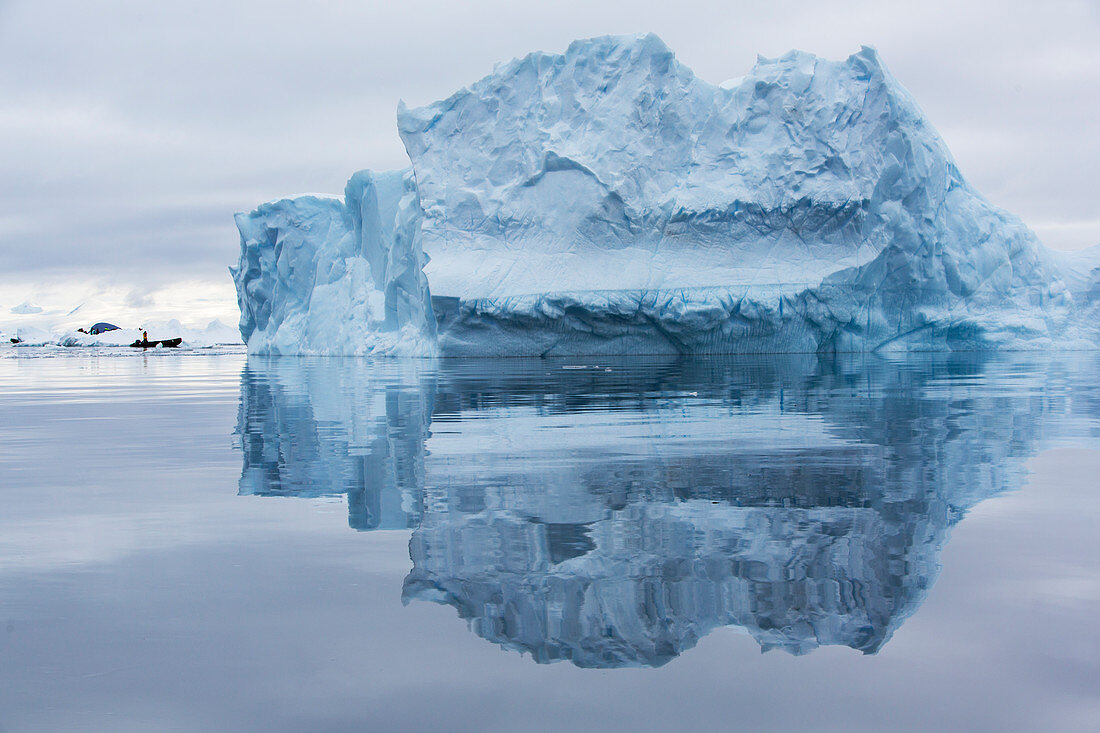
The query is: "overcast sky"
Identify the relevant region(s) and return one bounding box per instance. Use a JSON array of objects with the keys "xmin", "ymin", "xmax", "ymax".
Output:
[{"xmin": 1, "ymin": 0, "xmax": 1098, "ymax": 325}]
